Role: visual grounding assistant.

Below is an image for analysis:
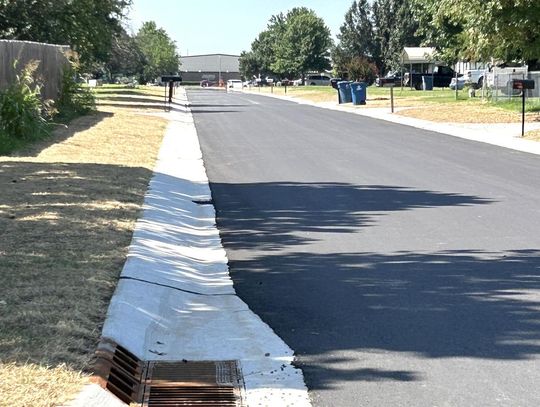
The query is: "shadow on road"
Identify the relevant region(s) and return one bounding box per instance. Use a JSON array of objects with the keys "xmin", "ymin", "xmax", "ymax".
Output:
[{"xmin": 208, "ymin": 181, "xmax": 540, "ymax": 388}]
